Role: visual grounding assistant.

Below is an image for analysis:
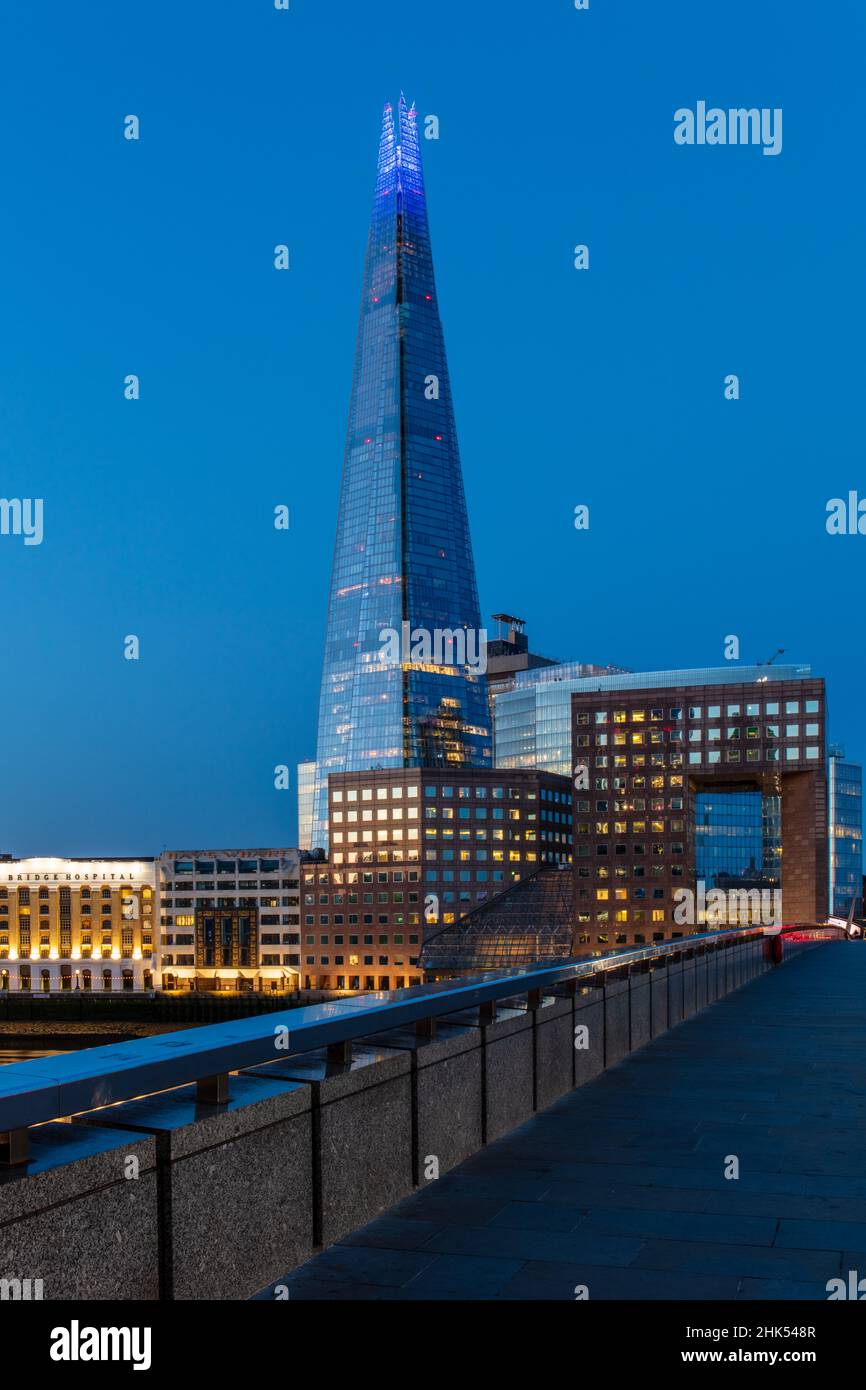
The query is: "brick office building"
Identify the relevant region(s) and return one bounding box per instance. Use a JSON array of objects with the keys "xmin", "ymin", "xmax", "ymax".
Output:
[
  {"xmin": 301, "ymin": 767, "xmax": 573, "ymax": 991},
  {"xmin": 571, "ymin": 674, "xmax": 828, "ymax": 948}
]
